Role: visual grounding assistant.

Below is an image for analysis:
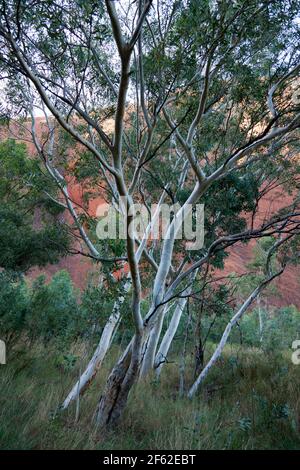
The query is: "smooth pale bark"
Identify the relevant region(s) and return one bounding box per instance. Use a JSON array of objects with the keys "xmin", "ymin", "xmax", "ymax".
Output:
[
  {"xmin": 139, "ymin": 305, "xmax": 166, "ymax": 378},
  {"xmin": 62, "ymin": 189, "xmax": 166, "ymax": 410},
  {"xmin": 61, "ymin": 289, "xmax": 127, "ymax": 410},
  {"xmin": 138, "ymin": 182, "xmax": 204, "ymax": 378},
  {"xmin": 179, "ymin": 298, "xmax": 192, "ymax": 397},
  {"xmin": 188, "ymin": 275, "xmax": 277, "ymax": 398},
  {"xmin": 155, "ymin": 296, "xmax": 188, "ymax": 378},
  {"xmin": 257, "ymin": 294, "xmax": 264, "ymax": 343},
  {"xmin": 141, "ymin": 271, "xmax": 197, "ymax": 377},
  {"xmin": 154, "ymin": 270, "xmax": 198, "ymax": 378}
]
